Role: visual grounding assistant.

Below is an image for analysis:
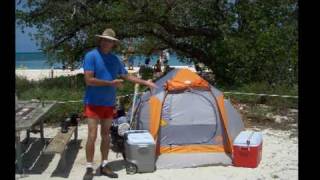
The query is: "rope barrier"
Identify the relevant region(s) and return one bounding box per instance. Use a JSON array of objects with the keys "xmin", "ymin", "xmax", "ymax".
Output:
[
  {"xmin": 45, "ymin": 91, "xmax": 297, "ymax": 104},
  {"xmin": 223, "ymin": 92, "xmax": 298, "ymax": 99},
  {"xmin": 52, "ymin": 92, "xmax": 143, "ymax": 104},
  {"xmin": 56, "ymin": 100, "xmax": 82, "ymax": 104}
]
